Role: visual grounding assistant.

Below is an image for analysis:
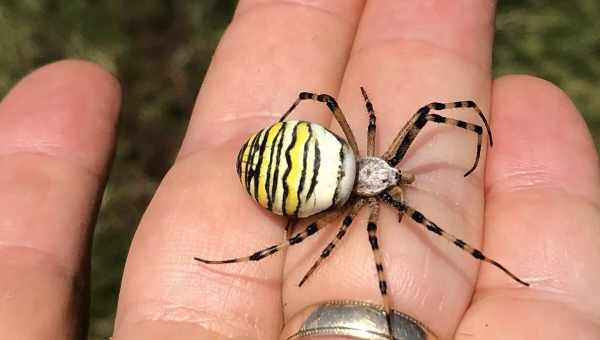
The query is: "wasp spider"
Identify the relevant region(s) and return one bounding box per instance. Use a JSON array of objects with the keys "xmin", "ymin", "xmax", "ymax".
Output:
[{"xmin": 195, "ymin": 88, "xmax": 529, "ymax": 338}]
